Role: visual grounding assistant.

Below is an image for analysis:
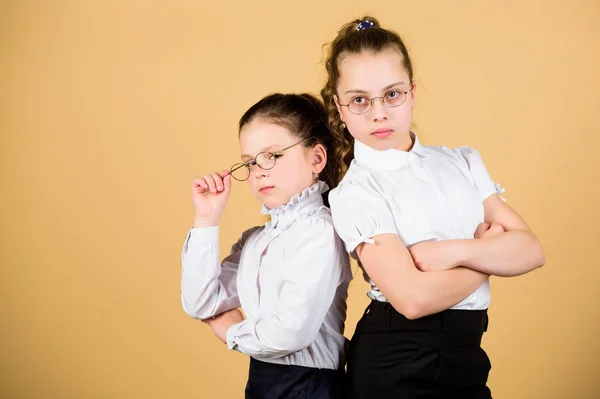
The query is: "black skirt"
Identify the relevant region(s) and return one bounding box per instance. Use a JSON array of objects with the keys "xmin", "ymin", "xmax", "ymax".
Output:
[
  {"xmin": 245, "ymin": 357, "xmax": 345, "ymax": 399},
  {"xmin": 347, "ymin": 300, "xmax": 492, "ymax": 399}
]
